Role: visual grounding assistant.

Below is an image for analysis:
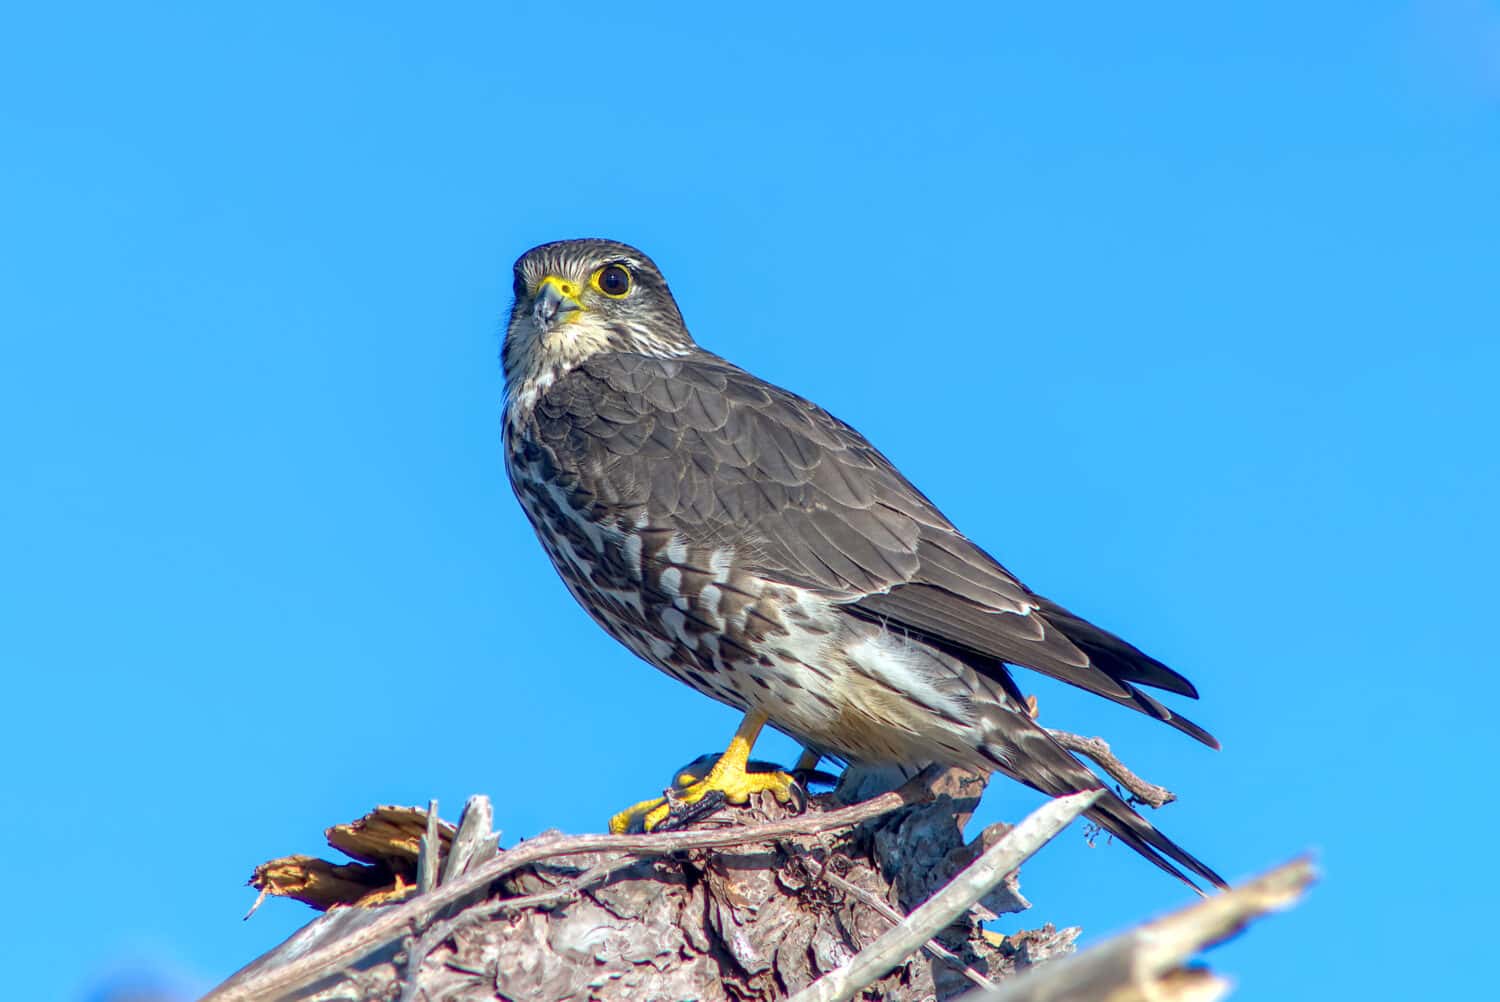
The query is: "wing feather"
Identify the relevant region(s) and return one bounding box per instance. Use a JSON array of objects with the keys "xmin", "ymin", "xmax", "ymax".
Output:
[{"xmin": 534, "ymin": 351, "xmax": 1213, "ymax": 744}]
